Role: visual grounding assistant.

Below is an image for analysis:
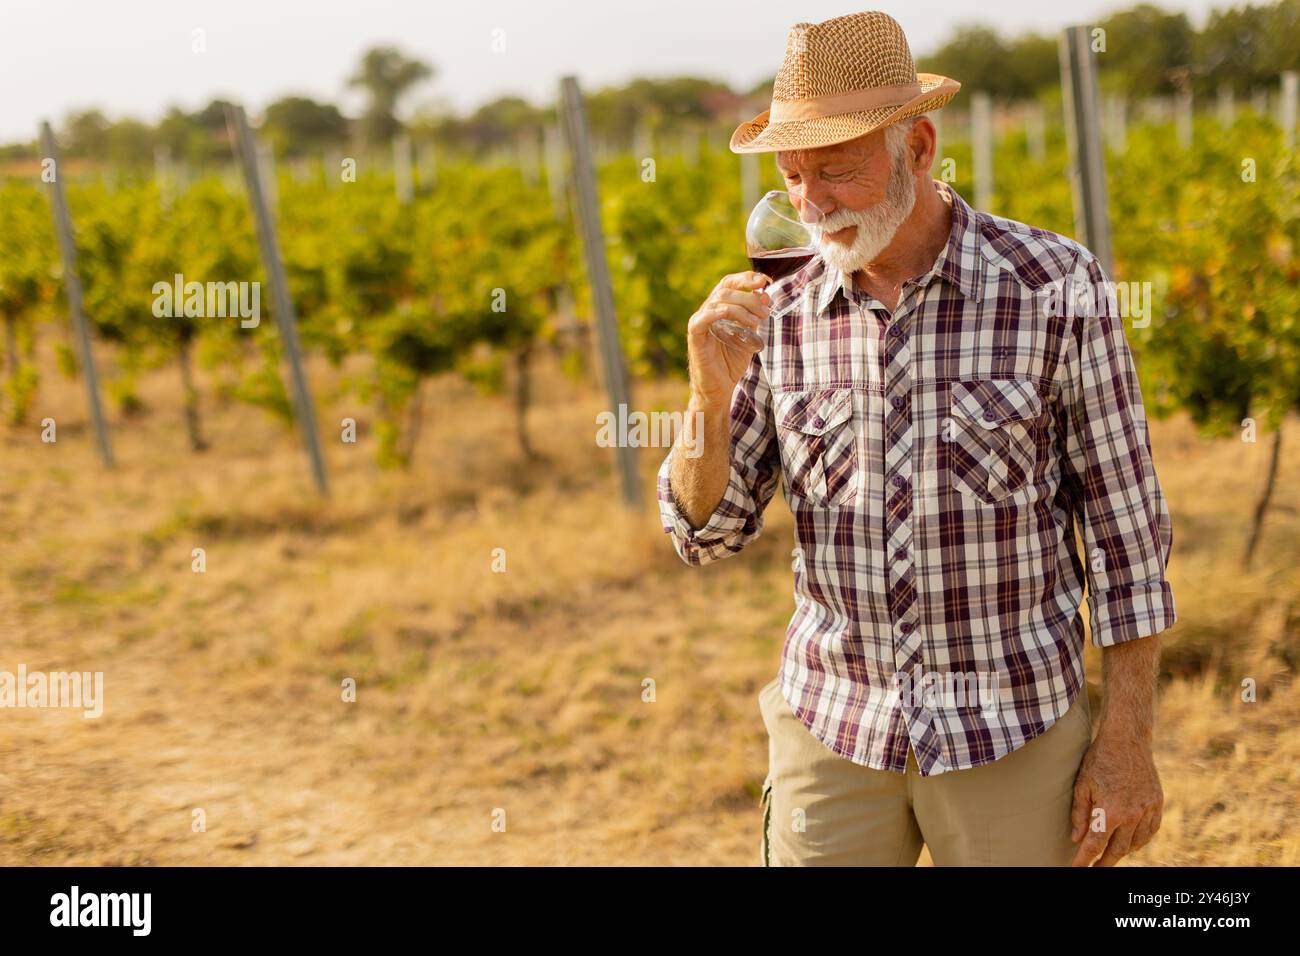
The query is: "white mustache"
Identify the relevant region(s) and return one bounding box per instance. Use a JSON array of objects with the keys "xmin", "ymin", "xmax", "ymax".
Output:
[{"xmin": 809, "ymin": 207, "xmax": 876, "ymax": 240}]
